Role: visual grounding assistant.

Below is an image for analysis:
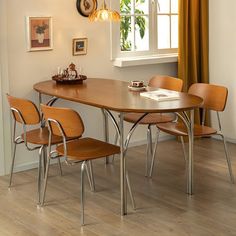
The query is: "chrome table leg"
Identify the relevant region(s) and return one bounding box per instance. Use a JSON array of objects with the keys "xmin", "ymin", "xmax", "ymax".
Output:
[
  {"xmin": 37, "ymin": 146, "xmax": 44, "ymax": 204},
  {"xmin": 102, "ymin": 109, "xmax": 110, "ymax": 164},
  {"xmin": 146, "ymin": 124, "xmax": 153, "ymax": 176},
  {"xmin": 120, "ymin": 112, "xmax": 127, "ymax": 215},
  {"xmin": 57, "ymin": 157, "xmax": 63, "ymax": 176},
  {"xmin": 180, "ymin": 136, "xmax": 187, "ymax": 161},
  {"xmin": 9, "ymin": 142, "xmax": 17, "ymax": 188},
  {"xmin": 81, "ymin": 161, "xmax": 86, "ymax": 226},
  {"xmin": 126, "ymin": 171, "xmax": 136, "ymax": 210},
  {"xmin": 149, "ymin": 128, "xmax": 160, "ymax": 178},
  {"xmin": 187, "ymin": 109, "xmax": 194, "ymax": 195},
  {"xmin": 41, "ymin": 157, "xmax": 51, "ymax": 206}
]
